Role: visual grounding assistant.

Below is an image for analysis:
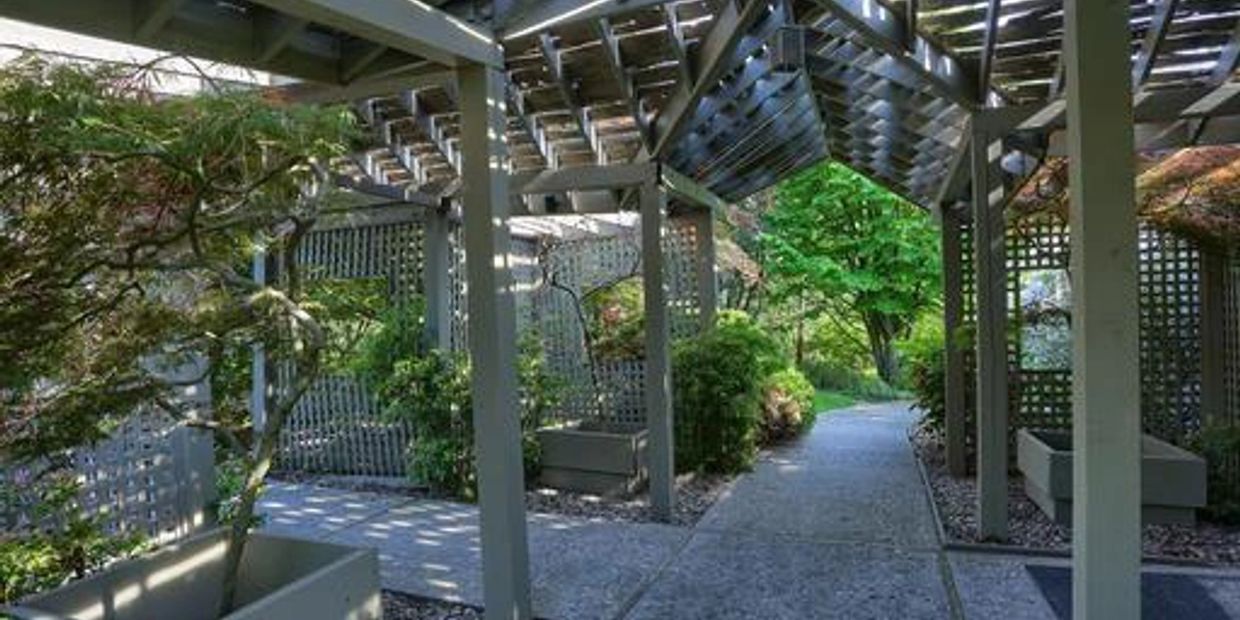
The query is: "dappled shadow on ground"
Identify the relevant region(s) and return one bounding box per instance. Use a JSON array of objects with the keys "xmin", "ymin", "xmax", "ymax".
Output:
[{"xmin": 258, "ymin": 481, "xmax": 689, "ymax": 620}]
